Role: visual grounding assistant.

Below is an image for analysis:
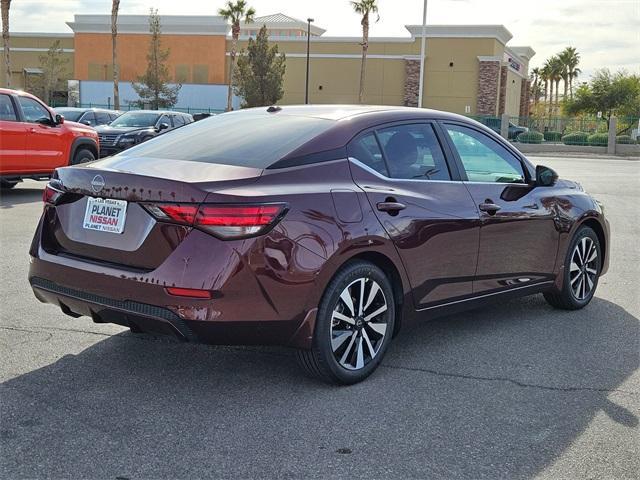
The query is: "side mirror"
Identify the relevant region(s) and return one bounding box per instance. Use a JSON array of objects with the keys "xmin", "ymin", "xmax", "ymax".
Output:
[
  {"xmin": 535, "ymin": 165, "xmax": 558, "ymax": 187},
  {"xmin": 81, "ymin": 120, "xmax": 91, "ymax": 126},
  {"xmin": 55, "ymin": 114, "xmax": 64, "ymax": 125},
  {"xmin": 158, "ymin": 122, "xmax": 169, "ymax": 131}
]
